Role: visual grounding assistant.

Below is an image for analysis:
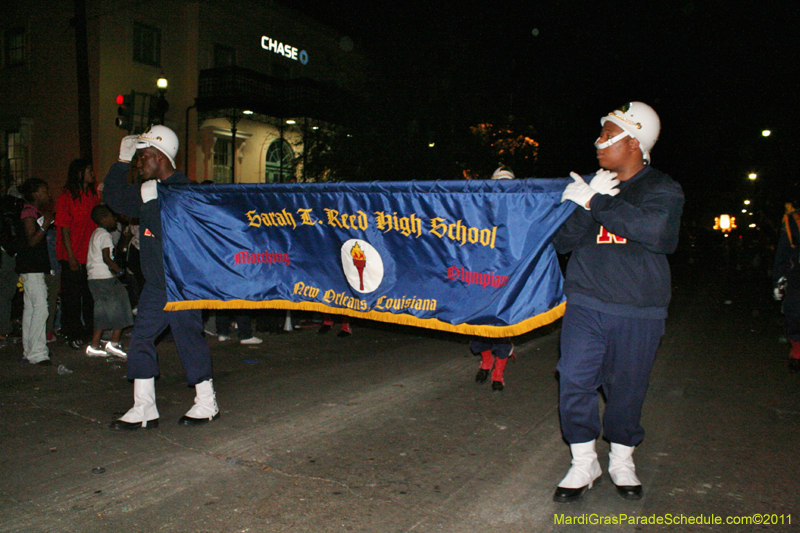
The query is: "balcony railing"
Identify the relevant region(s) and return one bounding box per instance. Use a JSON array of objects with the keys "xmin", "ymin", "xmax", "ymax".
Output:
[{"xmin": 197, "ymin": 66, "xmax": 357, "ymax": 123}]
